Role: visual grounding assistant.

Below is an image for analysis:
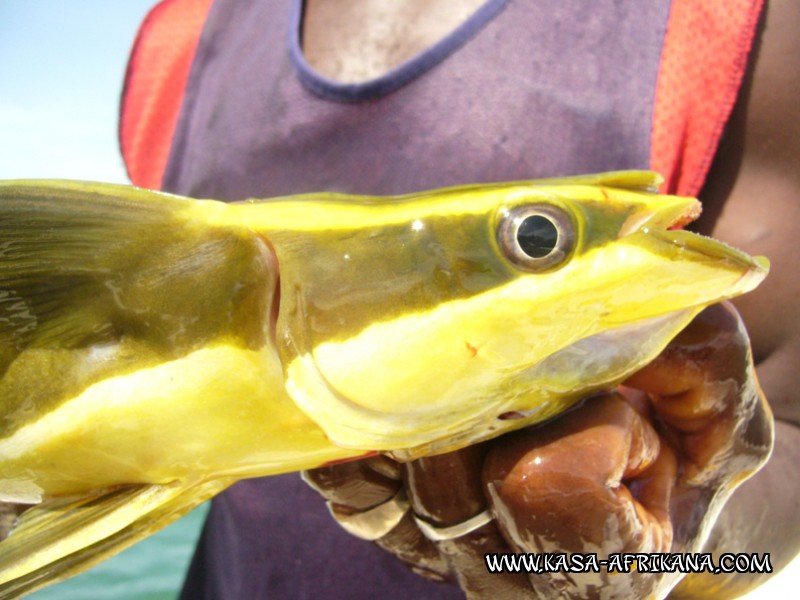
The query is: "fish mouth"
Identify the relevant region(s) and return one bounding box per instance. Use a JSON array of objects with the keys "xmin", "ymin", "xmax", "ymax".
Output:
[
  {"xmin": 624, "ymin": 221, "xmax": 770, "ymax": 294},
  {"xmin": 618, "ymin": 190, "xmax": 769, "ymax": 281}
]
